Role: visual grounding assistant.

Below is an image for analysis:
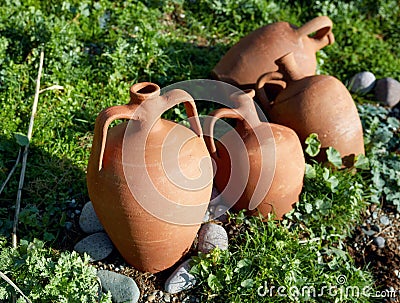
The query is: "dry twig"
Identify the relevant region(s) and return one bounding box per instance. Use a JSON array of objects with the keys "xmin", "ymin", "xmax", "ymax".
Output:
[
  {"xmin": 11, "ymin": 50, "xmax": 44, "ymax": 248},
  {"xmin": 0, "ymin": 271, "xmax": 32, "ymax": 303}
]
